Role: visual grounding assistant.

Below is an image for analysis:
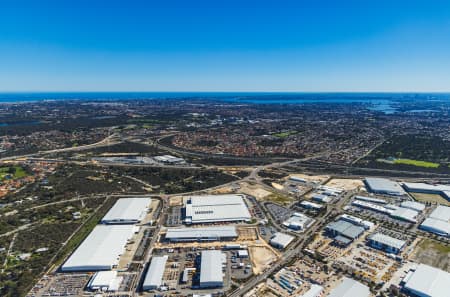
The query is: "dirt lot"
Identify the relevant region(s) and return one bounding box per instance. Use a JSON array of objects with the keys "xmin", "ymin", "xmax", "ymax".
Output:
[
  {"xmin": 410, "ymin": 239, "xmax": 450, "ymax": 272},
  {"xmin": 248, "ymin": 245, "xmax": 279, "ymax": 274},
  {"xmin": 410, "ymin": 192, "xmax": 450, "ymax": 206},
  {"xmin": 325, "ymin": 178, "xmax": 364, "ymax": 191},
  {"xmin": 237, "ymin": 182, "xmax": 273, "ymax": 200},
  {"xmin": 169, "ymin": 196, "xmax": 183, "ymax": 206}
]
